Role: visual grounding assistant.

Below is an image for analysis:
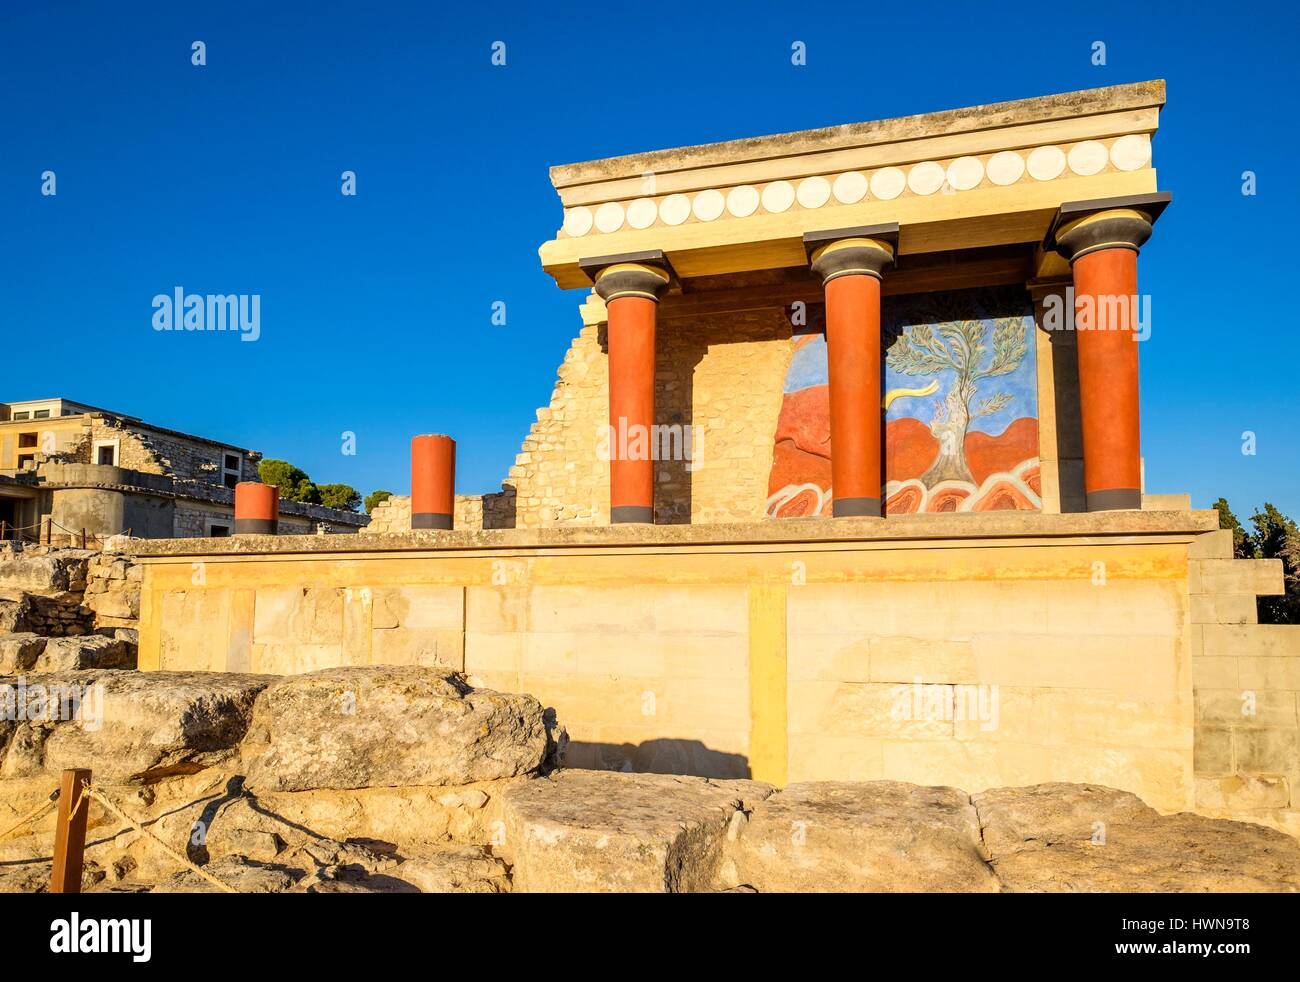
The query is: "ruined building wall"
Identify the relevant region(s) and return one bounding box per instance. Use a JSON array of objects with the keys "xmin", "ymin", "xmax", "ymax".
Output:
[{"xmin": 364, "ymin": 305, "xmax": 794, "ymax": 532}]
